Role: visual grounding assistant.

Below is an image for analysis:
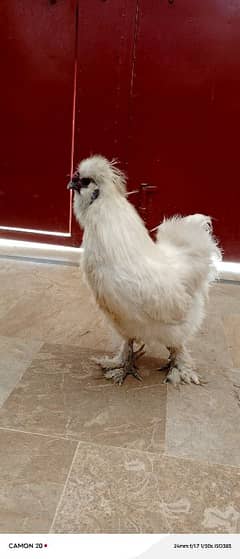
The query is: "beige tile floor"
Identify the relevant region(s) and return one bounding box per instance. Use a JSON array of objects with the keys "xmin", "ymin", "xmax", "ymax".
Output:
[{"xmin": 0, "ymin": 256, "xmax": 240, "ymax": 533}]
